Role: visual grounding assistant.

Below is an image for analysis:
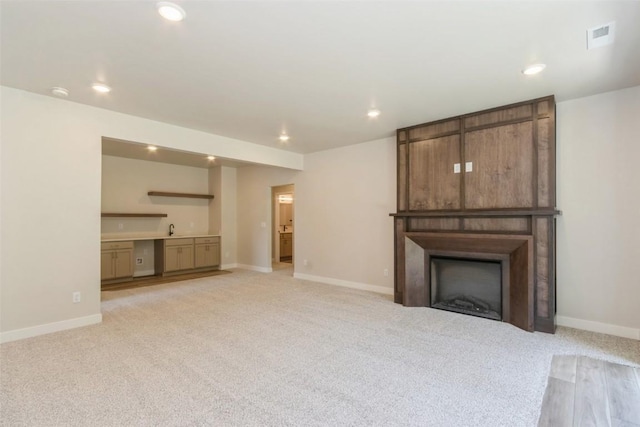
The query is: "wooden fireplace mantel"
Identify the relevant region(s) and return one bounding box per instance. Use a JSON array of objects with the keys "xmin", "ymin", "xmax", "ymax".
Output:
[
  {"xmin": 390, "ymin": 209, "xmax": 561, "ymax": 218},
  {"xmin": 403, "ymin": 232, "xmax": 534, "ymax": 332}
]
